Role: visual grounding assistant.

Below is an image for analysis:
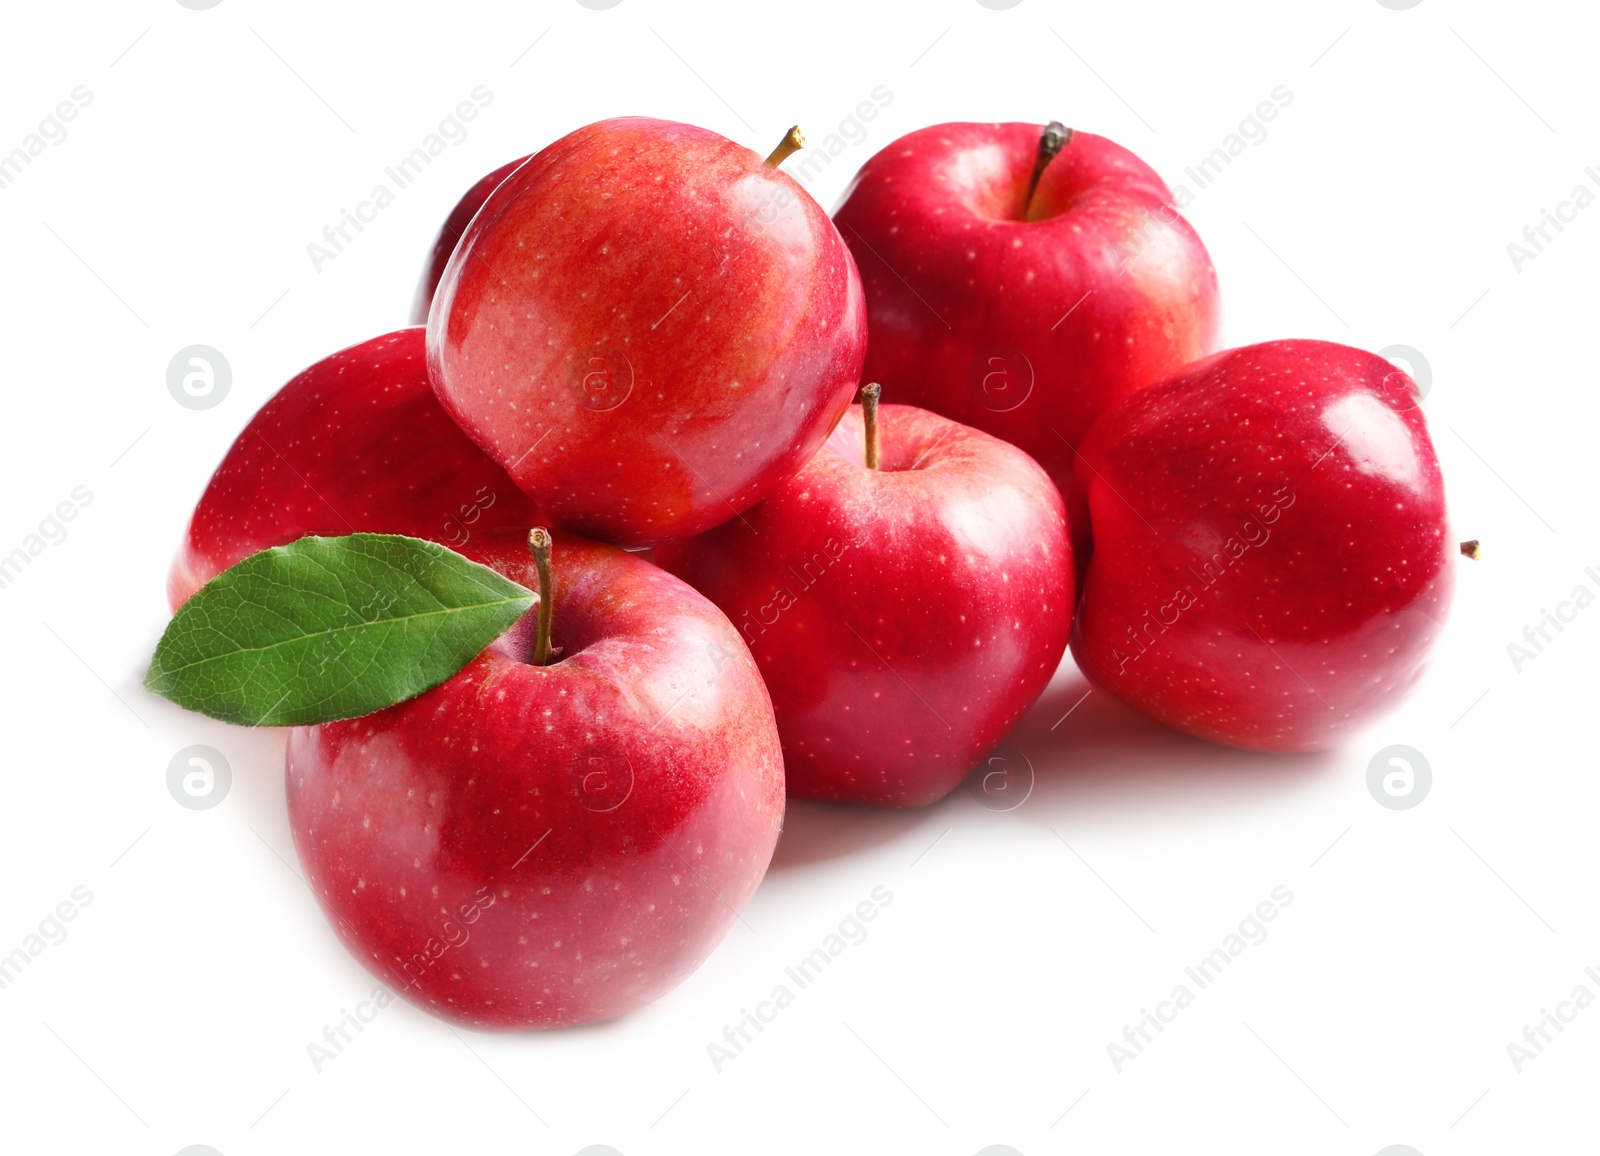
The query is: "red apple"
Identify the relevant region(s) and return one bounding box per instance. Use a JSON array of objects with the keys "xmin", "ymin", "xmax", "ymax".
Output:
[
  {"xmin": 1069, "ymin": 339, "xmax": 1454, "ymax": 752},
  {"xmin": 167, "ymin": 328, "xmax": 541, "ymax": 610},
  {"xmin": 287, "ymin": 528, "xmax": 784, "ymax": 1029},
  {"xmin": 427, "ymin": 117, "xmax": 867, "ymax": 549},
  {"xmin": 655, "ymin": 394, "xmax": 1072, "ymax": 808},
  {"xmin": 832, "ymin": 121, "xmax": 1220, "ymax": 491},
  {"xmin": 409, "ymin": 155, "xmax": 530, "ymax": 325}
]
